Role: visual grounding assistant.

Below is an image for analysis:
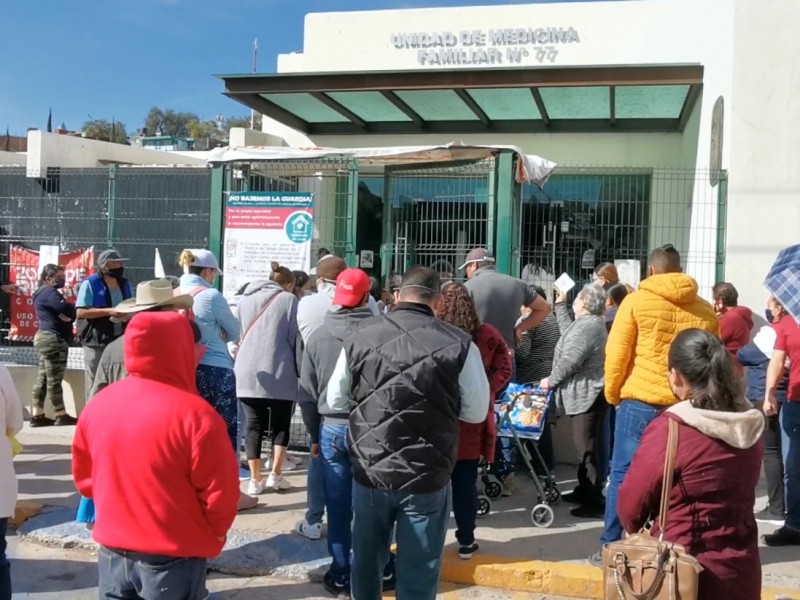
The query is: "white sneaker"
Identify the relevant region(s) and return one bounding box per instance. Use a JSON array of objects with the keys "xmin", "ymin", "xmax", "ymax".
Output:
[
  {"xmin": 266, "ymin": 472, "xmax": 292, "ymax": 491},
  {"xmin": 264, "ymin": 457, "xmax": 298, "ymax": 472},
  {"xmin": 247, "ymin": 478, "xmax": 266, "ymax": 496},
  {"xmin": 294, "ymin": 518, "xmax": 322, "ymax": 540},
  {"xmin": 286, "ymin": 453, "xmax": 303, "ymax": 466}
]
